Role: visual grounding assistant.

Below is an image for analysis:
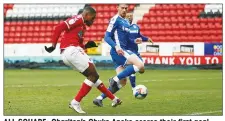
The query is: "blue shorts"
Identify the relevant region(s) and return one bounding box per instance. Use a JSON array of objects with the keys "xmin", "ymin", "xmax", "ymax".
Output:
[{"xmin": 110, "ymin": 49, "xmax": 143, "ymax": 69}]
